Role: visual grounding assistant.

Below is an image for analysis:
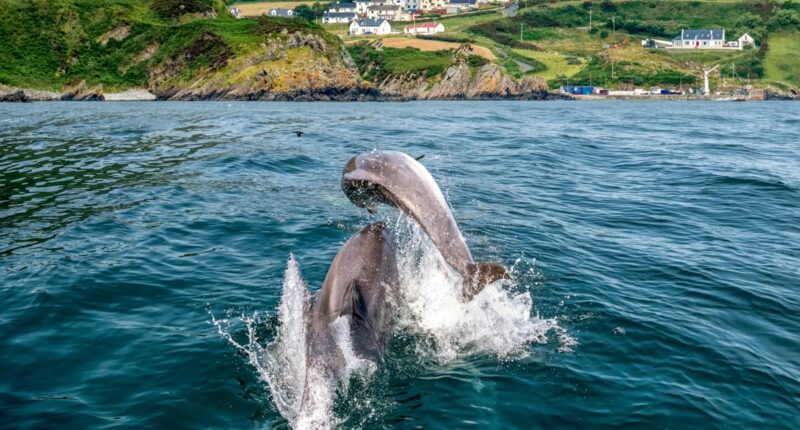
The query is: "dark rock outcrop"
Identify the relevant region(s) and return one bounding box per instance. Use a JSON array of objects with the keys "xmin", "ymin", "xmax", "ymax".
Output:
[
  {"xmin": 60, "ymin": 81, "xmax": 105, "ymax": 101},
  {"xmin": 0, "ymin": 89, "xmax": 30, "ymax": 103}
]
